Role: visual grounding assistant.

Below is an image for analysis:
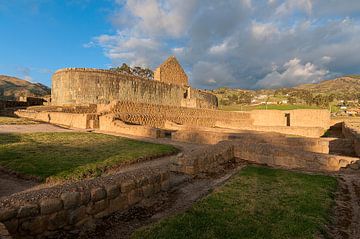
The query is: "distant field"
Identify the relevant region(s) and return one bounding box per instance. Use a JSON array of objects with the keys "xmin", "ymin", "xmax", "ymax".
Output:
[
  {"xmin": 133, "ymin": 166, "xmax": 337, "ymax": 239},
  {"xmin": 0, "ymin": 132, "xmax": 178, "ymax": 182},
  {"xmin": 220, "ymin": 104, "xmax": 322, "ymax": 111},
  {"xmin": 0, "ymin": 116, "xmax": 38, "ymax": 125}
]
